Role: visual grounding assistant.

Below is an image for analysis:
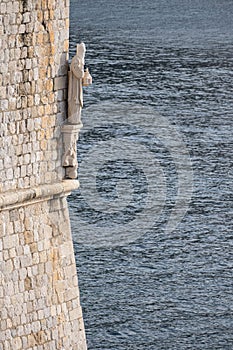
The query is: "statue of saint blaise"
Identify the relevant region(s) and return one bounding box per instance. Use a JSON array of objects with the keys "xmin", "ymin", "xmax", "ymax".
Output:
[
  {"xmin": 68, "ymin": 42, "xmax": 86, "ymax": 124},
  {"xmin": 63, "ymin": 42, "xmax": 92, "ymax": 179}
]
